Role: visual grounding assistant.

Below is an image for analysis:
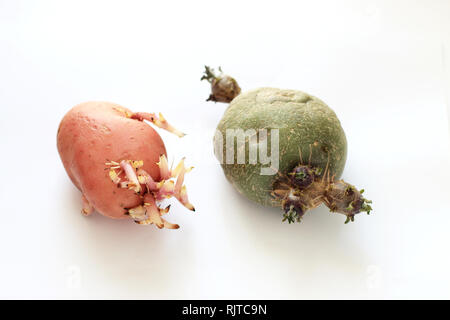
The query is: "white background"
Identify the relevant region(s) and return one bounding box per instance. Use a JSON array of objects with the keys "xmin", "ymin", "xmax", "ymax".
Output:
[{"xmin": 1, "ymin": 0, "xmax": 450, "ymax": 299}]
